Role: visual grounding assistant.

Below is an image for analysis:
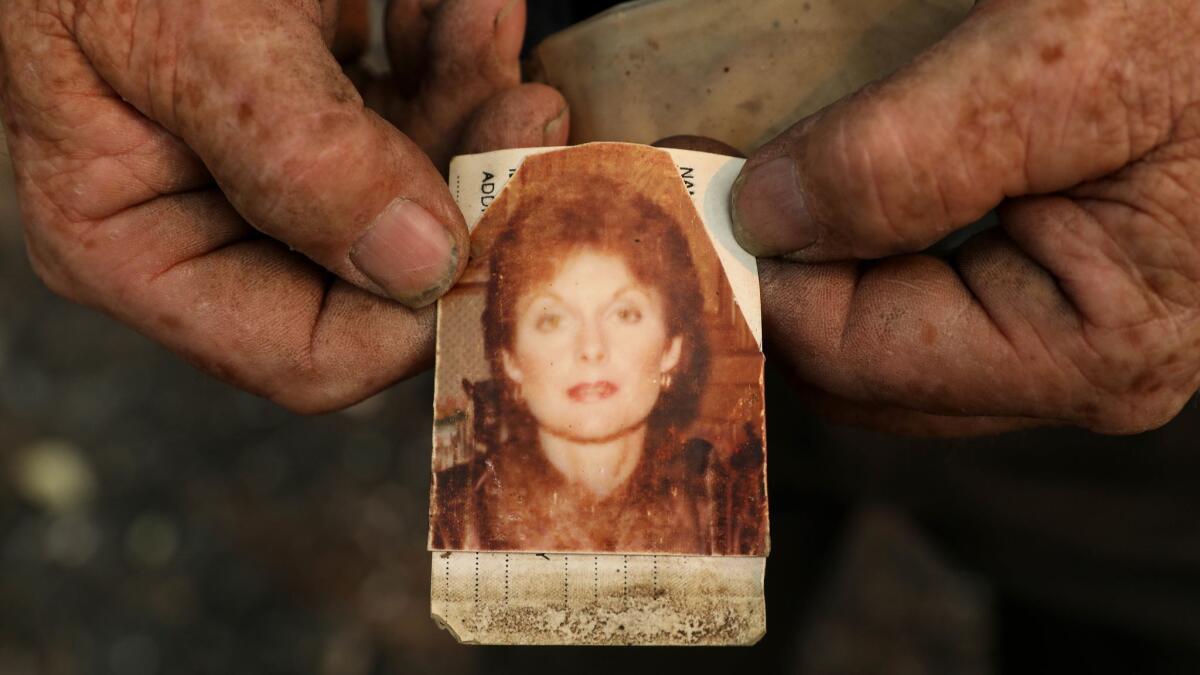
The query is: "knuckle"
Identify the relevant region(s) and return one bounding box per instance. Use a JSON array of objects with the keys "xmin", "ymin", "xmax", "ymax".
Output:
[
  {"xmin": 174, "ymin": 344, "xmax": 350, "ymax": 416},
  {"xmin": 259, "ymin": 357, "xmax": 332, "ymax": 415},
  {"xmin": 832, "ymin": 96, "xmax": 932, "ymax": 255},
  {"xmin": 266, "ymin": 374, "xmax": 362, "ymax": 416},
  {"xmin": 1091, "ymin": 387, "xmax": 1190, "ymax": 434},
  {"xmin": 249, "ymin": 106, "xmax": 363, "ymax": 220},
  {"xmin": 270, "ymin": 390, "xmax": 344, "ymax": 416},
  {"xmin": 17, "ymin": 181, "xmax": 101, "ymax": 302},
  {"xmin": 1072, "ymin": 338, "xmax": 1195, "ymax": 433},
  {"xmin": 262, "ymin": 354, "xmax": 370, "ymax": 416},
  {"xmin": 23, "ymin": 233, "xmax": 80, "ymax": 302},
  {"xmin": 262, "ymin": 330, "xmax": 427, "ymax": 415}
]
